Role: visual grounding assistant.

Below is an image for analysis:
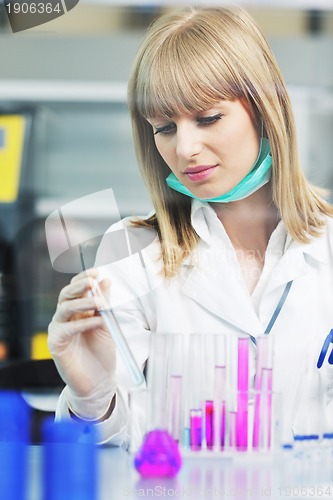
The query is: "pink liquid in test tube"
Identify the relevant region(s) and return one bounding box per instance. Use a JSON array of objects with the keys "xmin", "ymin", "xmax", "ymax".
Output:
[
  {"xmin": 205, "ymin": 400, "xmax": 214, "ymax": 450},
  {"xmin": 220, "ymin": 401, "xmax": 226, "ymax": 450},
  {"xmin": 236, "ymin": 338, "xmax": 249, "ymax": 451},
  {"xmin": 190, "ymin": 409, "xmax": 202, "ymax": 451}
]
